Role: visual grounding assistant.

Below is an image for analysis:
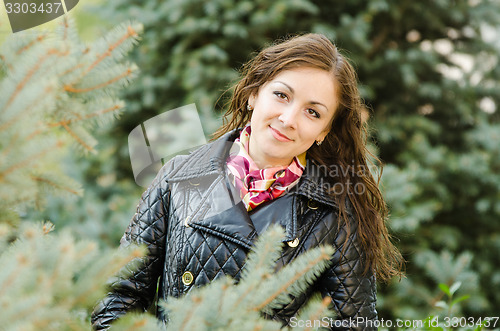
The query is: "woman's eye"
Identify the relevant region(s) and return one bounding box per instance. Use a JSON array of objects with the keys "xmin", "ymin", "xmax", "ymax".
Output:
[
  {"xmin": 274, "ymin": 91, "xmax": 288, "ymax": 101},
  {"xmin": 307, "ymin": 108, "xmax": 320, "ymax": 118}
]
